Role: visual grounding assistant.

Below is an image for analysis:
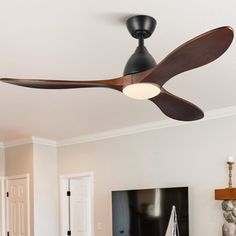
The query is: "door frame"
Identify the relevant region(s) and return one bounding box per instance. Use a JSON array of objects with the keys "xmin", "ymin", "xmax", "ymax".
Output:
[
  {"xmin": 60, "ymin": 172, "xmax": 94, "ymax": 236},
  {"xmin": 6, "ymin": 174, "xmax": 30, "ymax": 236},
  {"xmin": 0, "ymin": 176, "xmax": 5, "ymax": 236}
]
